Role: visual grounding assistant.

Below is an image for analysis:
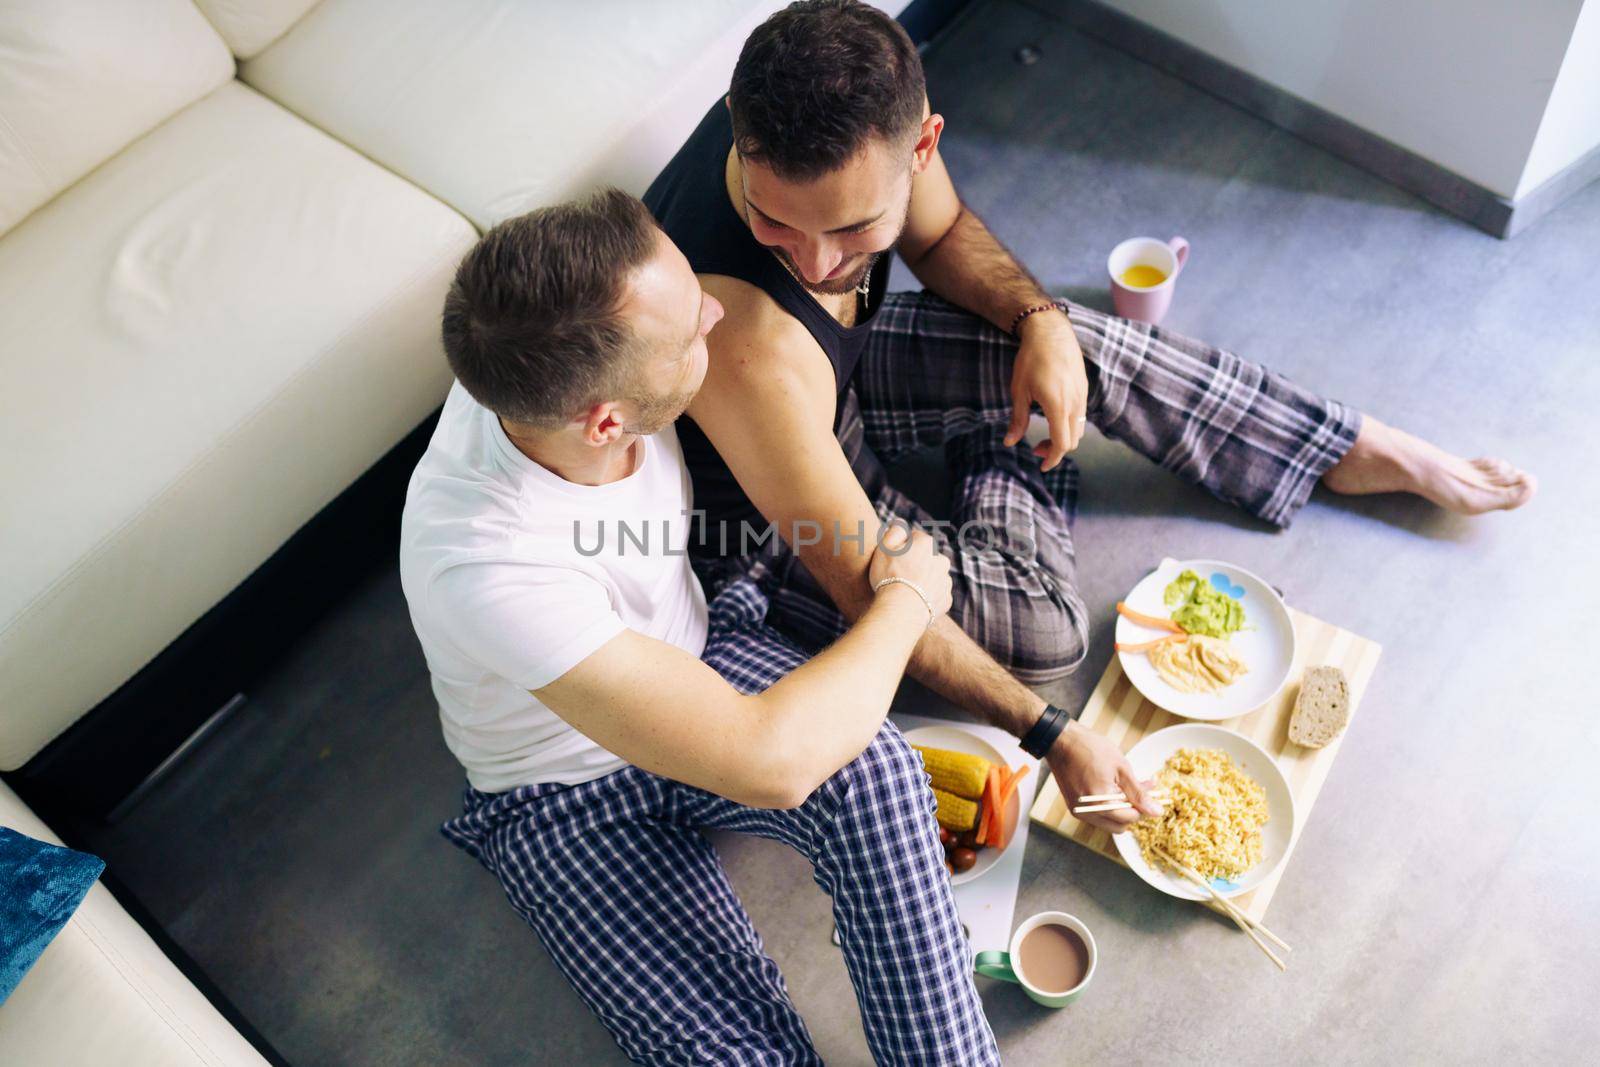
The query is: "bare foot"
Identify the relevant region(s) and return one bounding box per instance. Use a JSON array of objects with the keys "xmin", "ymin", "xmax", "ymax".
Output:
[{"xmin": 1322, "ymin": 416, "xmax": 1536, "ymax": 514}]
